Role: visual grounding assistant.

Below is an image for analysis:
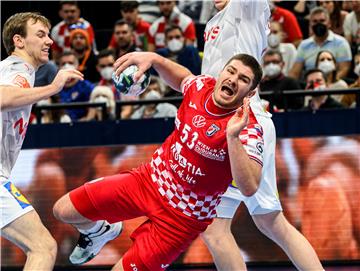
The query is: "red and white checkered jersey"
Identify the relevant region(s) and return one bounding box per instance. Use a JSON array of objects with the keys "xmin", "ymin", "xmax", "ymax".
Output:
[
  {"xmin": 202, "ymin": 0, "xmax": 271, "ymax": 118},
  {"xmin": 51, "ymin": 18, "xmax": 95, "ymax": 54},
  {"xmin": 0, "ymin": 56, "xmax": 35, "ymax": 183},
  {"xmin": 150, "ymin": 75, "xmax": 264, "ymax": 220},
  {"xmin": 148, "ymin": 6, "xmax": 196, "ymax": 49}
]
